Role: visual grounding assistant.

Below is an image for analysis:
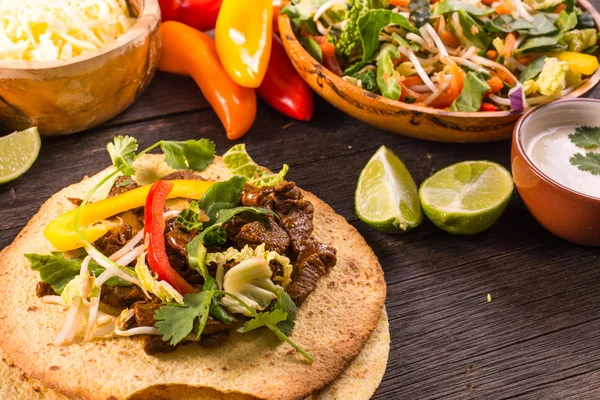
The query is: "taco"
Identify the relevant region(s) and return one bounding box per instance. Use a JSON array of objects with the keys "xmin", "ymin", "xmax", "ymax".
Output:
[{"xmin": 0, "ymin": 137, "xmax": 387, "ymax": 400}]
